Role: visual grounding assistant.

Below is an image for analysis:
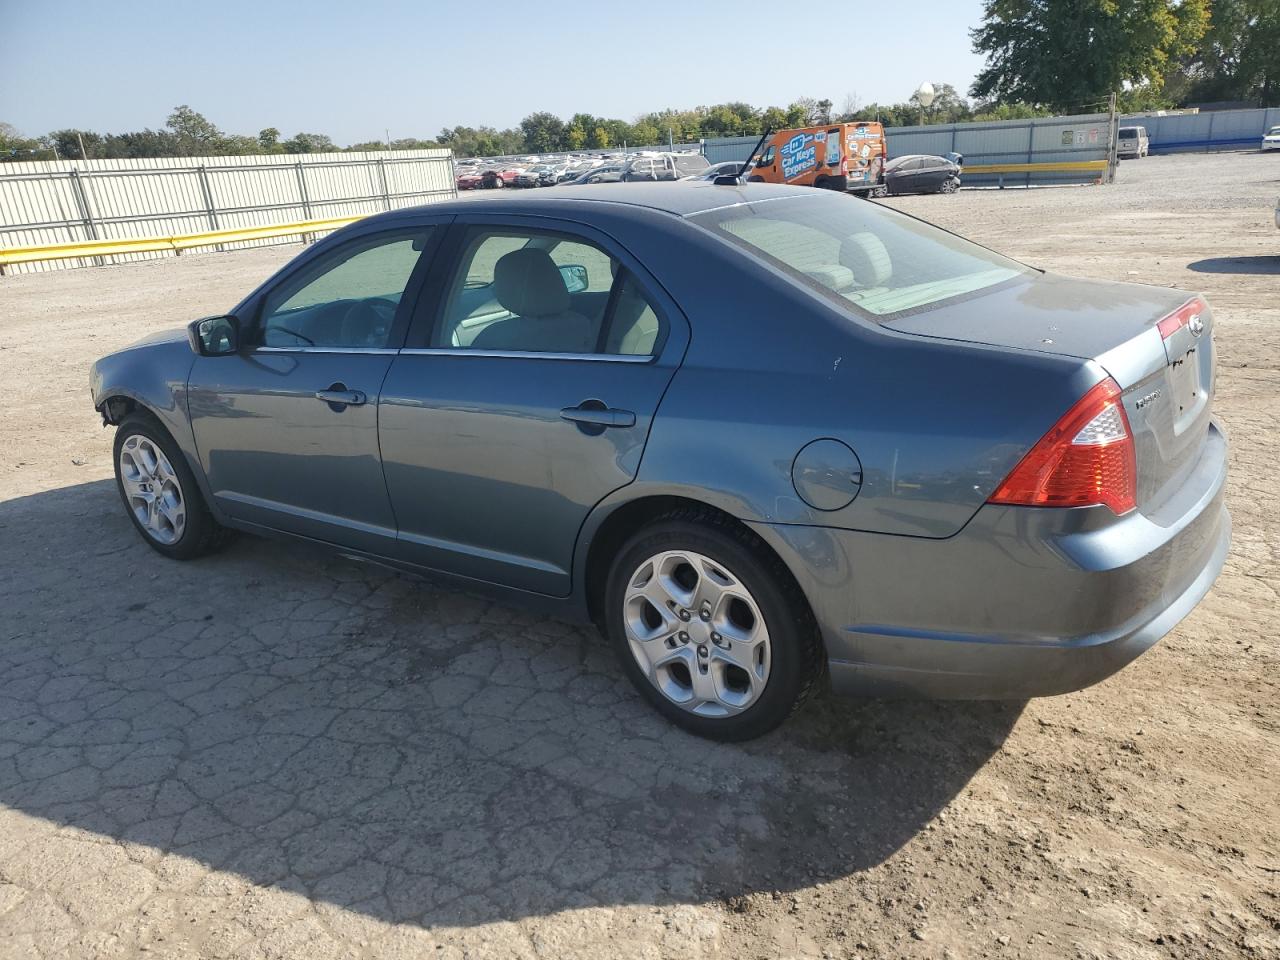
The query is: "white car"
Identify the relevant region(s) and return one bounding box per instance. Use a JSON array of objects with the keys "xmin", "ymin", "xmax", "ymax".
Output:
[{"xmin": 1262, "ymin": 126, "xmax": 1280, "ymax": 151}]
